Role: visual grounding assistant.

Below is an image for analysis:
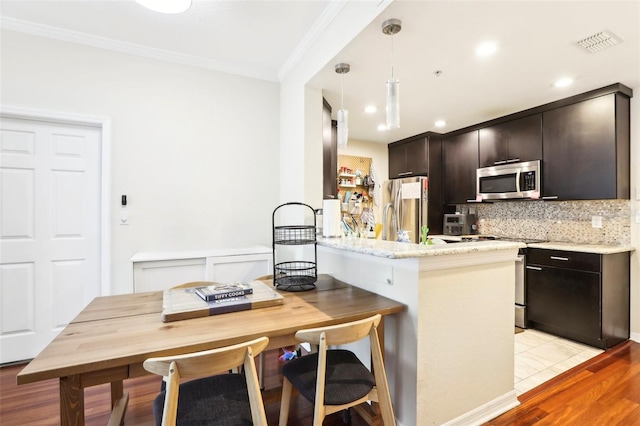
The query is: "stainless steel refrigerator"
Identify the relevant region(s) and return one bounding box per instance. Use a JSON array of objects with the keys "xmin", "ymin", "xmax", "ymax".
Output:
[{"xmin": 381, "ymin": 177, "xmax": 428, "ymax": 243}]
